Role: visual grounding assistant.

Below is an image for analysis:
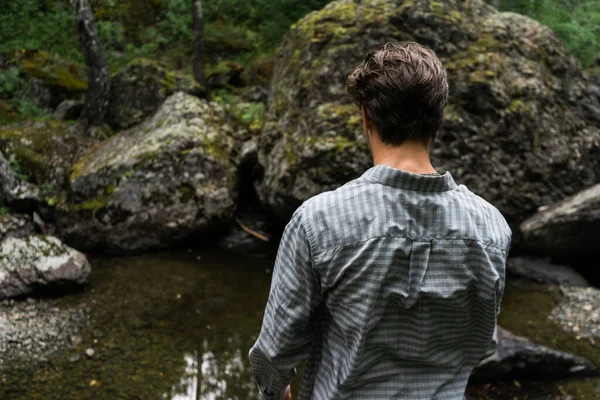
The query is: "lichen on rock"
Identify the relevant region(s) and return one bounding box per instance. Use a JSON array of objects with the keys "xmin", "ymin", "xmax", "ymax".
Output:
[
  {"xmin": 257, "ymin": 0, "xmax": 600, "ymax": 225},
  {"xmin": 57, "ymin": 92, "xmax": 242, "ymax": 253},
  {"xmin": 0, "ymin": 234, "xmax": 90, "ymax": 299}
]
